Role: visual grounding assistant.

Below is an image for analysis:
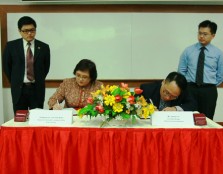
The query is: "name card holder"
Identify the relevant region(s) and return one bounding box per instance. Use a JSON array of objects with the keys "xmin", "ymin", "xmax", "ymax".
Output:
[
  {"xmin": 14, "ymin": 110, "xmax": 29, "ymax": 122},
  {"xmin": 29, "ymin": 109, "xmax": 73, "ymax": 126},
  {"xmin": 193, "ymin": 113, "xmax": 207, "ymax": 126}
]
